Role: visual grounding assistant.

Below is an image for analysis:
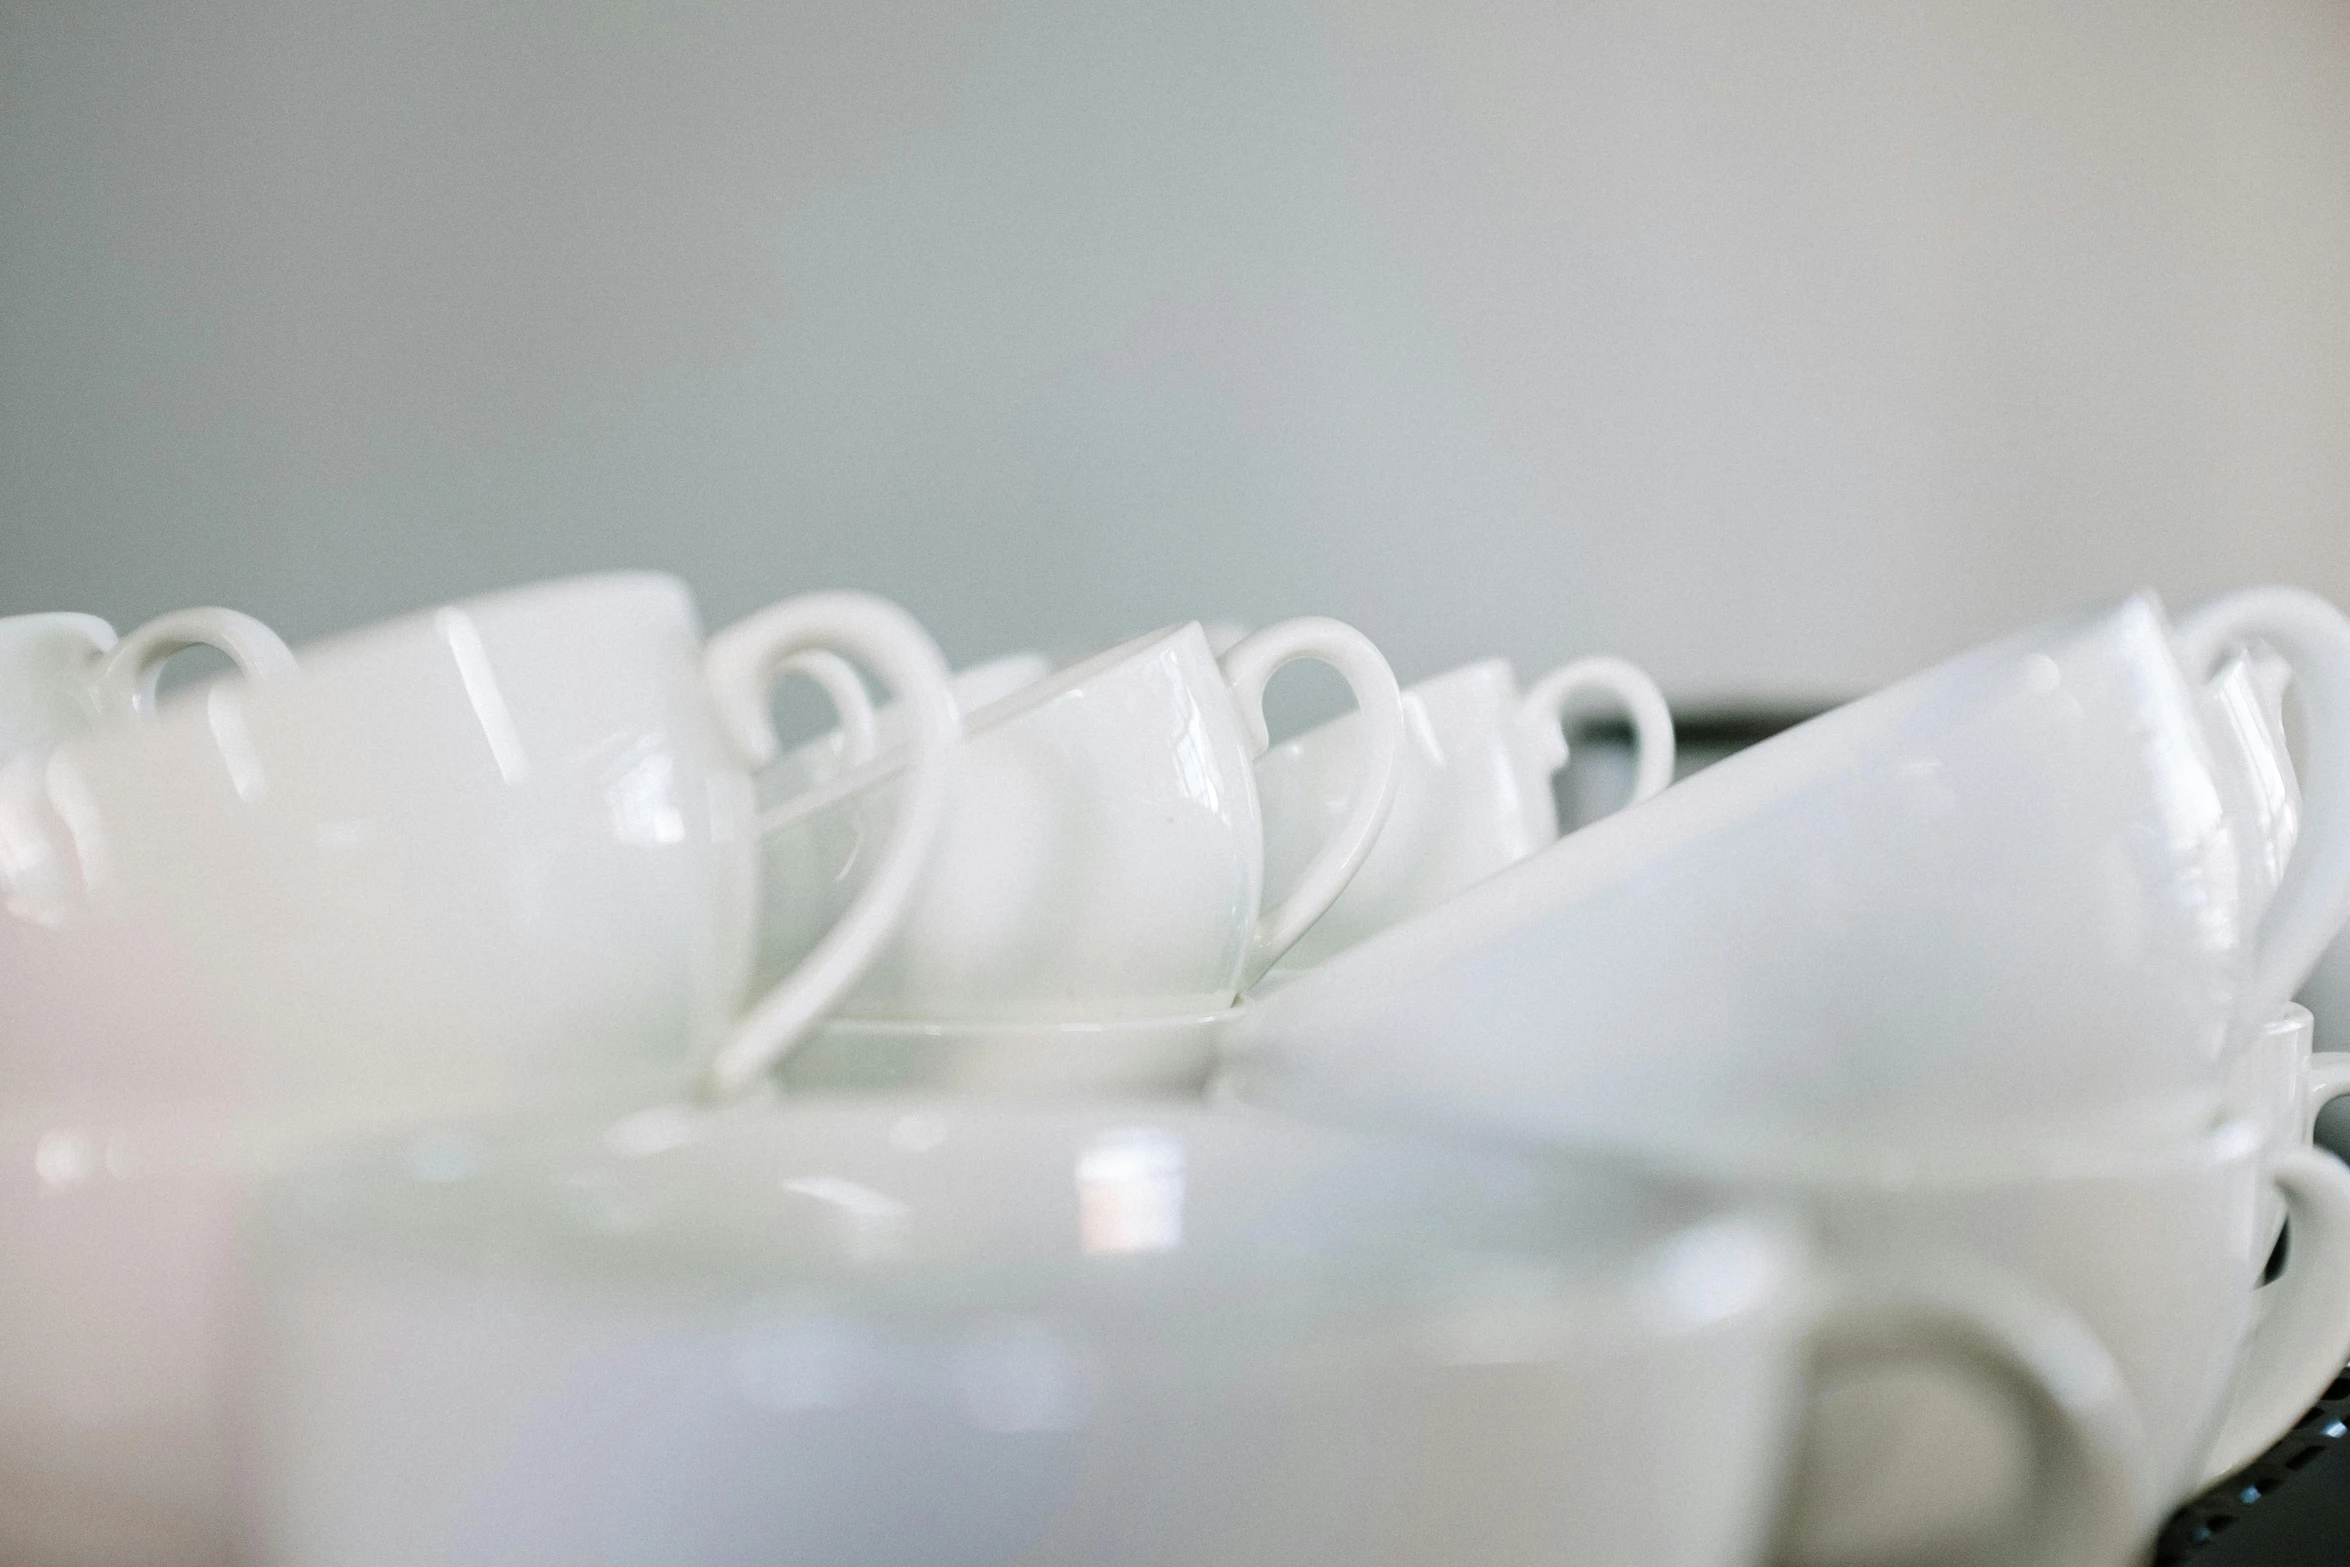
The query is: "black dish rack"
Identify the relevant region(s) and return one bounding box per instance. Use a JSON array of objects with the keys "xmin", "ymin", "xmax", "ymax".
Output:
[{"xmin": 2162, "ymin": 1365, "xmax": 2350, "ymax": 1564}]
